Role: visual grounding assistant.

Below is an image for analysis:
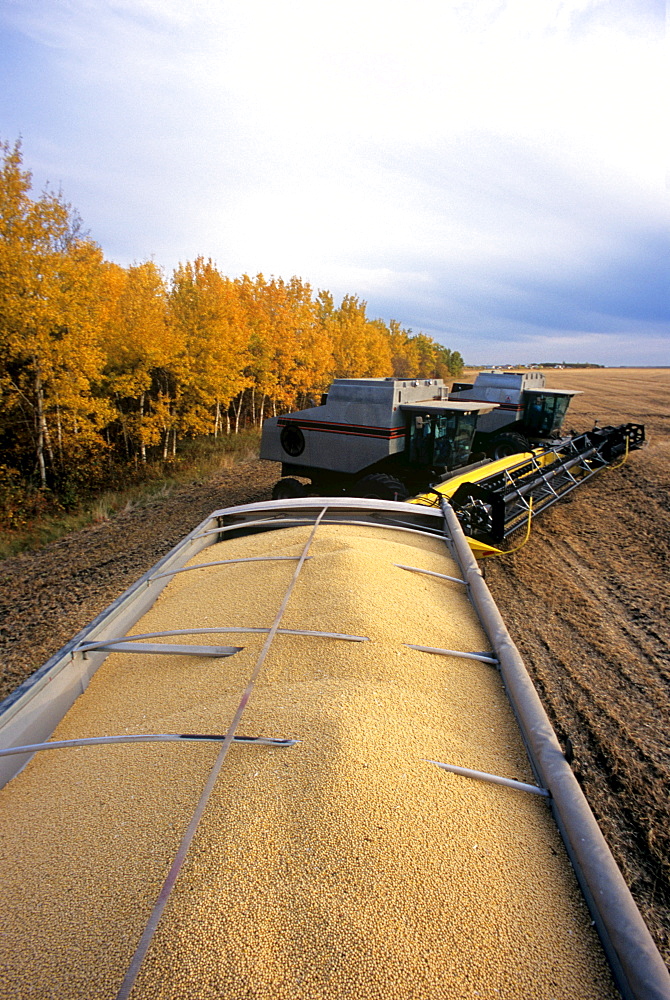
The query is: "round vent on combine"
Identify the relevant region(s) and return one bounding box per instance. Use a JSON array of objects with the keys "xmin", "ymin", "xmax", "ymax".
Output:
[{"xmin": 280, "ymin": 423, "xmax": 305, "ymax": 457}]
